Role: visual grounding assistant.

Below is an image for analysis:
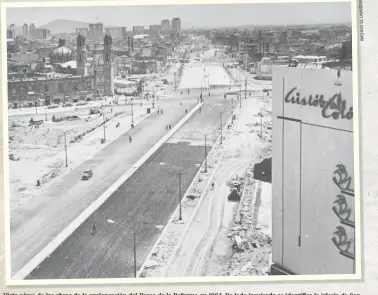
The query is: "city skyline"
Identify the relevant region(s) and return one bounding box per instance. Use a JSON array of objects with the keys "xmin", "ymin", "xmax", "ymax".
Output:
[{"xmin": 7, "ymin": 2, "xmax": 351, "ymax": 29}]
